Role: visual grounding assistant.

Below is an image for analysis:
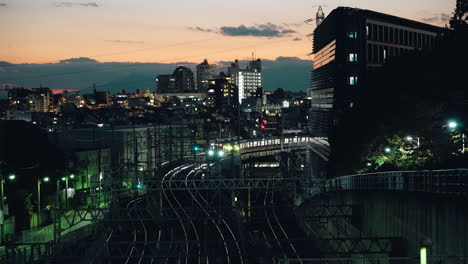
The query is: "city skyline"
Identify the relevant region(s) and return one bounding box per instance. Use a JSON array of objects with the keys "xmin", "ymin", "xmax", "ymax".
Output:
[{"xmin": 0, "ymin": 0, "xmax": 454, "ymax": 64}]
